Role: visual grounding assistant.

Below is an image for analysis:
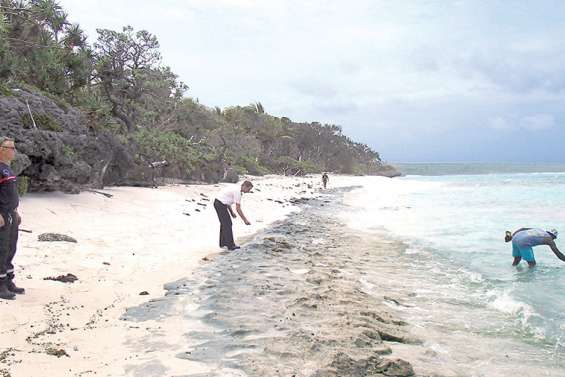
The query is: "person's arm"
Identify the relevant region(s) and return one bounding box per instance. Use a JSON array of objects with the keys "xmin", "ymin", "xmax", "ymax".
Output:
[
  {"xmin": 235, "ymin": 203, "xmax": 250, "ymax": 225},
  {"xmin": 14, "ymin": 210, "xmax": 20, "ymax": 225},
  {"xmin": 227, "ymin": 205, "xmax": 236, "ymax": 218},
  {"xmin": 547, "ymin": 240, "xmax": 565, "ymax": 262}
]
